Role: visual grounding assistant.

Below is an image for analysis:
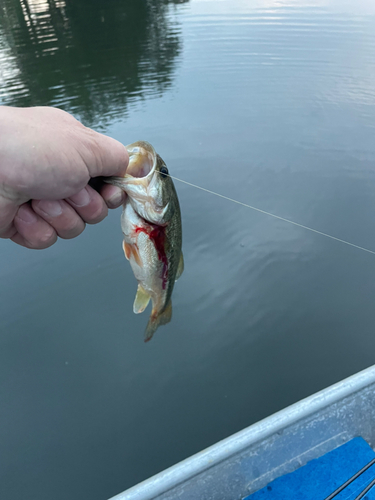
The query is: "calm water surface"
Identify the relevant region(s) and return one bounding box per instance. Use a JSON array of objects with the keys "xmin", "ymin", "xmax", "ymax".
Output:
[{"xmin": 1, "ymin": 0, "xmax": 375, "ymax": 498}]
